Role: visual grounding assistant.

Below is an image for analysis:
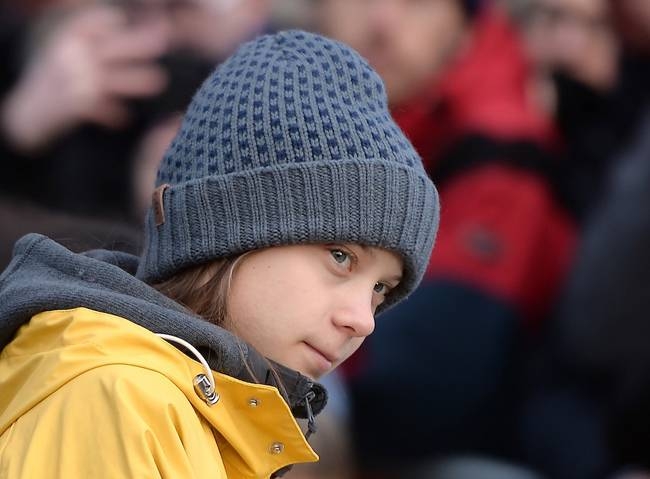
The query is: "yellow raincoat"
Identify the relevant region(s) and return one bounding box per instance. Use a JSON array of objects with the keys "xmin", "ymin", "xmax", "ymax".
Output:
[{"xmin": 0, "ymin": 307, "xmax": 318, "ymax": 478}]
